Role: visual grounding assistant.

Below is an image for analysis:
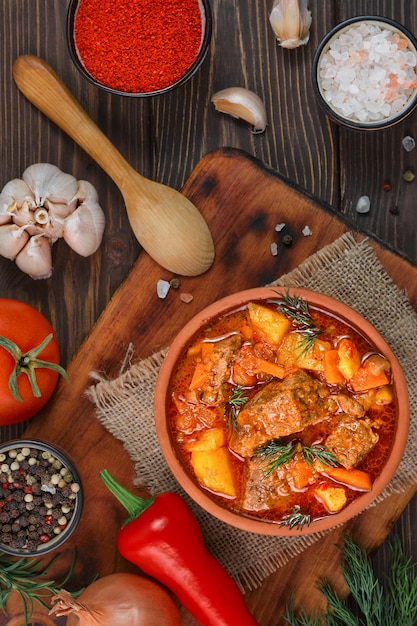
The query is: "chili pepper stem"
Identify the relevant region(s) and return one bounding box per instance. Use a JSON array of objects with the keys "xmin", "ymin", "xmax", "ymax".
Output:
[{"xmin": 100, "ymin": 470, "xmax": 155, "ymax": 526}]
